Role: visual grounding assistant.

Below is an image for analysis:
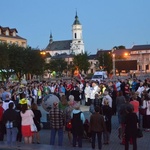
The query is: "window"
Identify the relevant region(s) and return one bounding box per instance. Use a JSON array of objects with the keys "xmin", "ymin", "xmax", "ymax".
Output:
[
  {"xmin": 146, "ymin": 65, "xmax": 149, "ymax": 70},
  {"xmin": 74, "ymin": 33, "xmax": 77, "ymax": 39},
  {"xmin": 13, "ymin": 32, "xmax": 16, "ymax": 36},
  {"xmin": 6, "ymin": 30, "xmax": 9, "ymax": 36}
]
